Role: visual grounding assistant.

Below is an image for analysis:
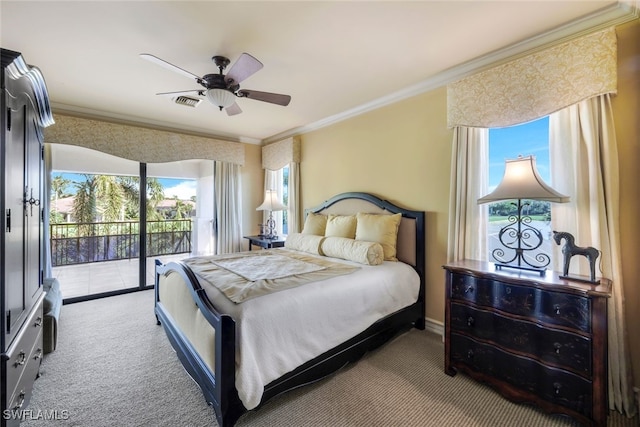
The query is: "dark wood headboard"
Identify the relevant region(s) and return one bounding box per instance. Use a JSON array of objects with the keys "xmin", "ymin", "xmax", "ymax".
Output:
[{"xmin": 305, "ymin": 192, "xmax": 426, "ymax": 315}]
